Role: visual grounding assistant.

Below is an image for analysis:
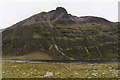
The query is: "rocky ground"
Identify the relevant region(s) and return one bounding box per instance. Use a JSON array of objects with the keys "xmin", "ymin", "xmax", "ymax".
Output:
[{"xmin": 2, "ymin": 61, "xmax": 119, "ymax": 78}]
